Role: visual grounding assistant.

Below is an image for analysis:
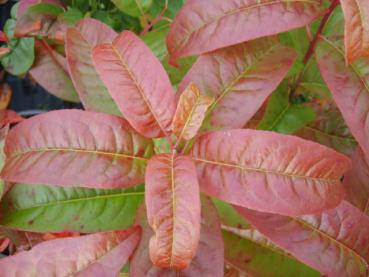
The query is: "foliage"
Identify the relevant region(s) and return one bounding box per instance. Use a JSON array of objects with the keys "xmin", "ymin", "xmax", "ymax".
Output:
[{"xmin": 0, "ymin": 0, "xmax": 368, "ymax": 276}]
